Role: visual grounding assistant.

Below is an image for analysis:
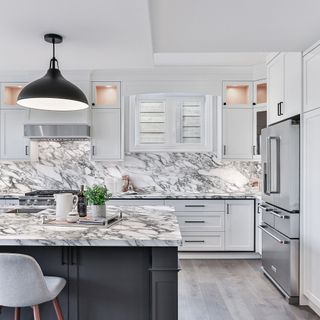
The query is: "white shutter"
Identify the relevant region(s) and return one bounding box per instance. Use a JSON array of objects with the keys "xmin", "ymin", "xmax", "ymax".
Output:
[
  {"xmin": 138, "ymin": 101, "xmax": 166, "ymax": 144},
  {"xmin": 177, "ymin": 102, "xmax": 202, "ymax": 144}
]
